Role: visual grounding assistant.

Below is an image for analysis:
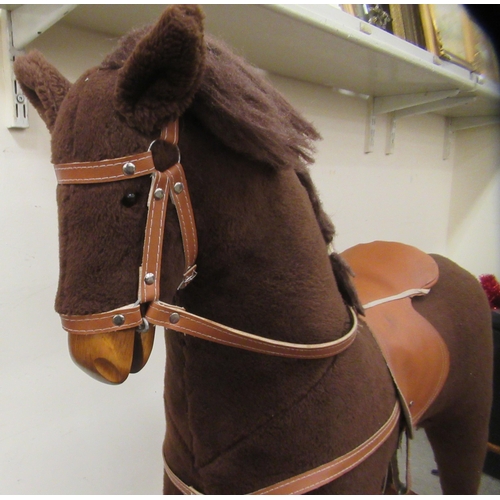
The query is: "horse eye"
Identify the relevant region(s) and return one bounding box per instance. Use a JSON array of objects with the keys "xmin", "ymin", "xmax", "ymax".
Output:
[{"xmin": 122, "ymin": 192, "xmax": 139, "ymax": 208}]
